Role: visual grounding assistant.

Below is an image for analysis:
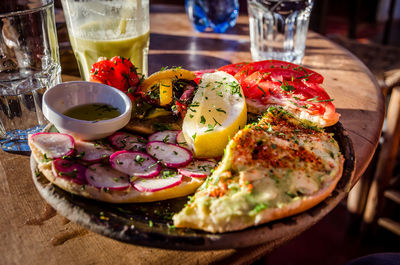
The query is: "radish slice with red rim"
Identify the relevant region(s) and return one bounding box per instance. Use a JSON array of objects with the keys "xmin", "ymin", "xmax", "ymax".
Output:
[
  {"xmin": 75, "ymin": 140, "xmax": 114, "ymax": 162},
  {"xmin": 148, "ymin": 130, "xmax": 179, "ymax": 144},
  {"xmin": 30, "ymin": 132, "xmax": 74, "ymax": 159},
  {"xmin": 85, "ymin": 163, "xmax": 130, "ymax": 190},
  {"xmin": 146, "ymin": 141, "xmax": 192, "ymax": 168},
  {"xmin": 175, "ymin": 130, "xmax": 191, "ymax": 150},
  {"xmin": 132, "ymin": 170, "xmax": 183, "ymax": 192},
  {"xmin": 52, "ymin": 158, "xmax": 87, "ymax": 184},
  {"xmin": 108, "ymin": 132, "xmax": 147, "ymax": 151},
  {"xmin": 109, "ymin": 150, "xmax": 161, "ymax": 178},
  {"xmin": 178, "ymin": 160, "xmax": 216, "ymax": 178}
]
